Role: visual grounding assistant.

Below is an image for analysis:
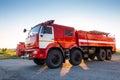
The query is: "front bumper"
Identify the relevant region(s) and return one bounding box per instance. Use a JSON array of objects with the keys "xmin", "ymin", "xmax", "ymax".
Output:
[{"xmin": 23, "ymin": 48, "xmax": 46, "ymax": 59}]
